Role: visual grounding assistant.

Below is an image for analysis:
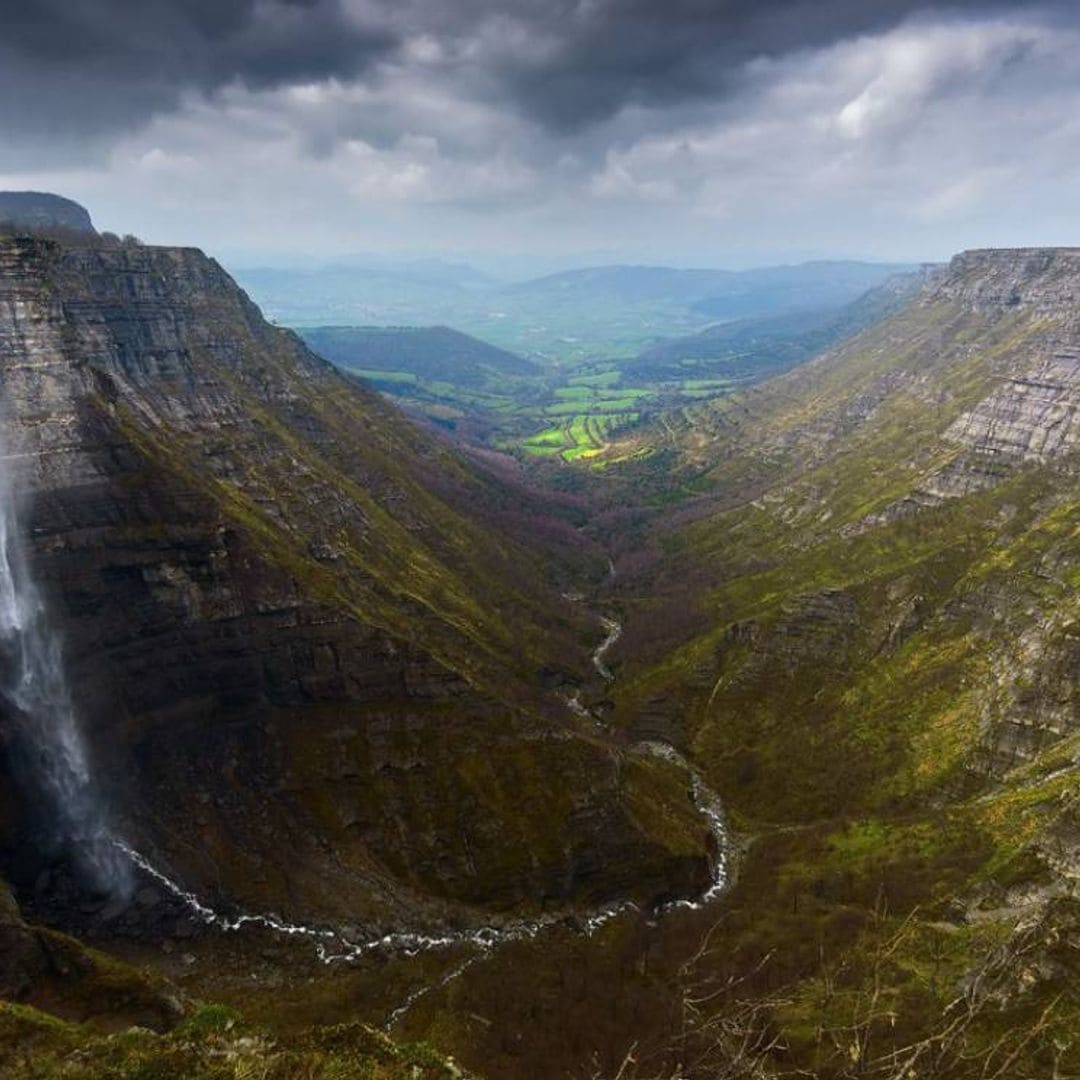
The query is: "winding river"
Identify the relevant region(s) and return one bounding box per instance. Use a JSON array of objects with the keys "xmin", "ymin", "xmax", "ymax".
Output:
[
  {"xmin": 592, "ymin": 616, "xmax": 622, "ymax": 682},
  {"xmin": 114, "ymin": 605, "xmax": 731, "ymax": 1029}
]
